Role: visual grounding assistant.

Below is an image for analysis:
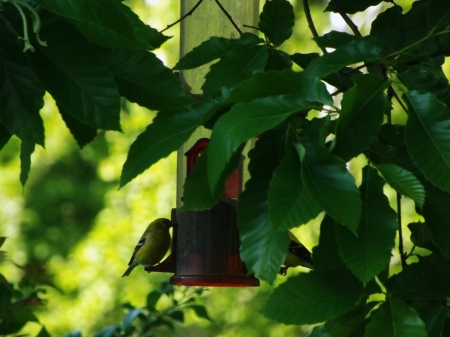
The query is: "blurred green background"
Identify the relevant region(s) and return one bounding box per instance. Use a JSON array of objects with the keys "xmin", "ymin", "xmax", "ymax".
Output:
[{"xmin": 0, "ymin": 0, "xmax": 431, "ymax": 336}]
